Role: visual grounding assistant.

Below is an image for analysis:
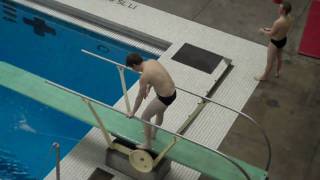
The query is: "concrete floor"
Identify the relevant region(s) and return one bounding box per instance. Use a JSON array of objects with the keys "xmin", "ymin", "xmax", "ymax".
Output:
[{"xmin": 133, "ymin": 0, "xmax": 320, "ymax": 179}]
